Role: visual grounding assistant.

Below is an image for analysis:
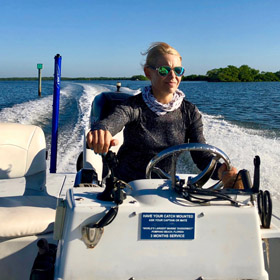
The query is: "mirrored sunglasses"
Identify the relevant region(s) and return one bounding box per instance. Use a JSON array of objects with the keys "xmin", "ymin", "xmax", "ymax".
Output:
[{"xmin": 150, "ymin": 65, "xmax": 185, "ymax": 77}]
